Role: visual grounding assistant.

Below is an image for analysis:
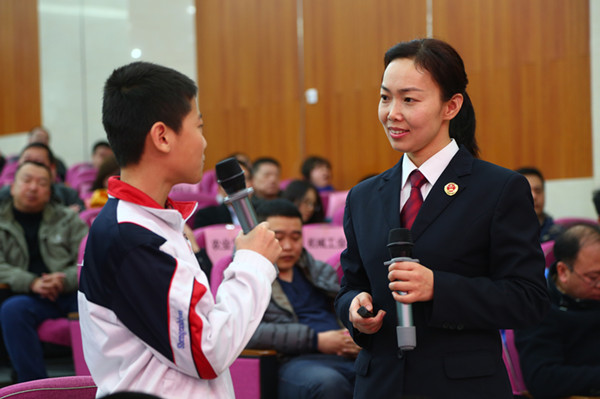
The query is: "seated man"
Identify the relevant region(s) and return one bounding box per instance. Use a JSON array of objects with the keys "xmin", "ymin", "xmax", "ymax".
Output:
[
  {"xmin": 91, "ymin": 140, "xmax": 114, "ymax": 170},
  {"xmin": 248, "ymin": 199, "xmax": 359, "ymax": 399},
  {"xmin": 515, "ymin": 223, "xmax": 600, "ymax": 398},
  {"xmin": 27, "ymin": 126, "xmax": 68, "ymax": 182},
  {"xmin": 0, "ymin": 161, "xmax": 88, "ymax": 382},
  {"xmin": 516, "ymin": 167, "xmax": 563, "ymax": 242},
  {"xmin": 0, "ymin": 143, "xmax": 85, "ymax": 212},
  {"xmin": 251, "ymin": 157, "xmax": 282, "ymax": 201}
]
